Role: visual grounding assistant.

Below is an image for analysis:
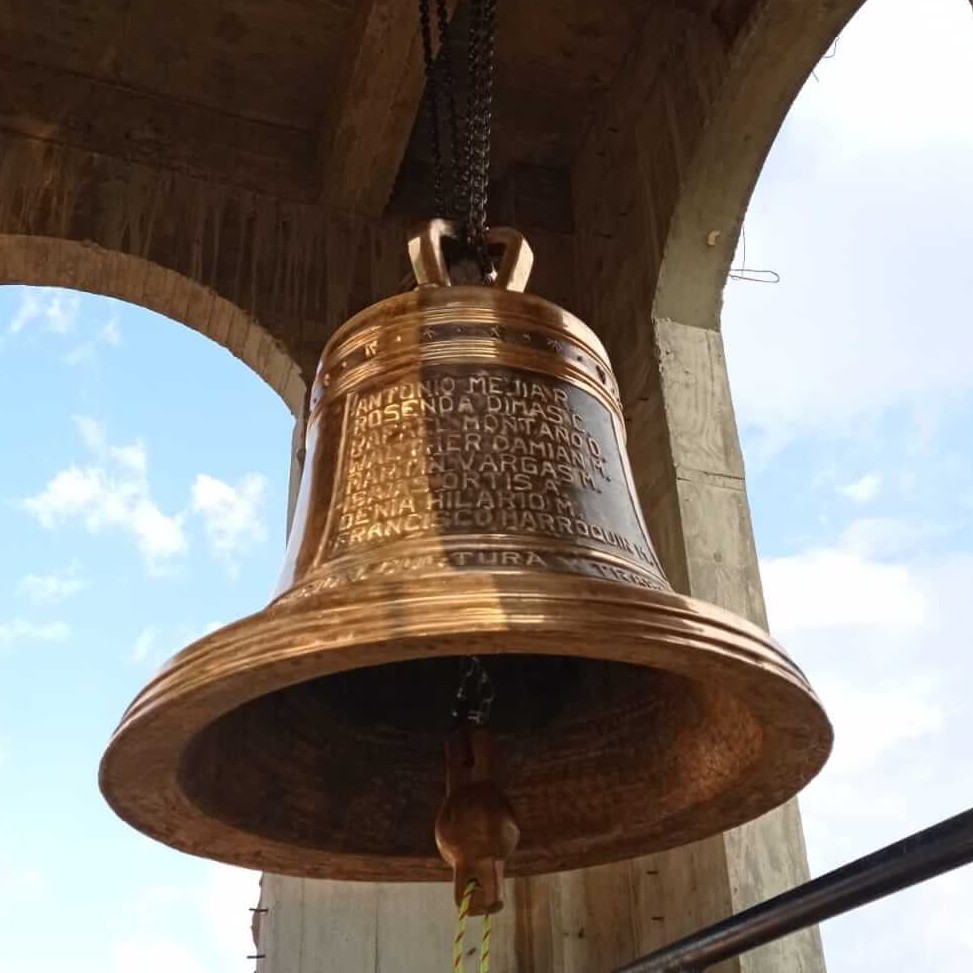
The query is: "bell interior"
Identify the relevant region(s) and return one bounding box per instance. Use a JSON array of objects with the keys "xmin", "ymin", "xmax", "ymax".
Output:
[{"xmin": 179, "ymin": 653, "xmax": 764, "ymax": 870}]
